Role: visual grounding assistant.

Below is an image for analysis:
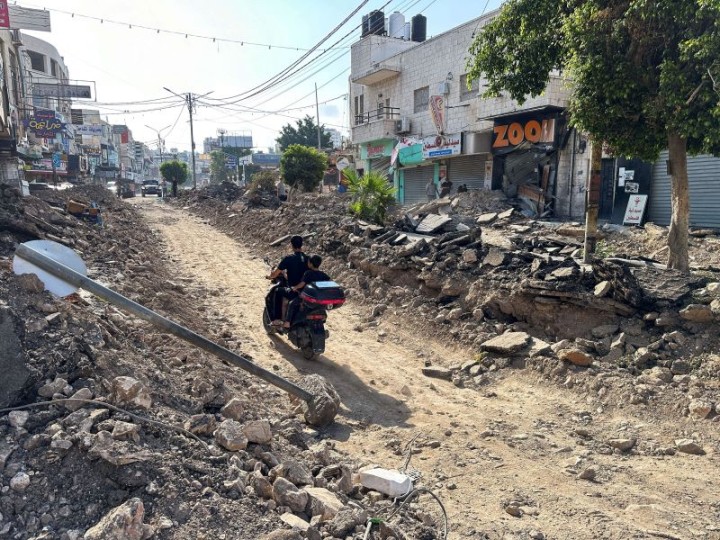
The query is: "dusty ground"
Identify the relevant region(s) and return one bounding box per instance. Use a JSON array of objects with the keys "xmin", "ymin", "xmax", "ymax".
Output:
[{"xmin": 135, "ymin": 197, "xmax": 720, "ymax": 540}]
